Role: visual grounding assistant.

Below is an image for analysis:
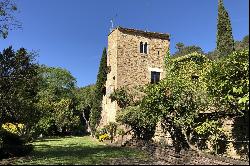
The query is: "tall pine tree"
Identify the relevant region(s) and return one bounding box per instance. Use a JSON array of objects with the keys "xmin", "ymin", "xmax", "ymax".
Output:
[
  {"xmin": 89, "ymin": 47, "xmax": 107, "ymax": 134},
  {"xmin": 216, "ymin": 0, "xmax": 234, "ymax": 57}
]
